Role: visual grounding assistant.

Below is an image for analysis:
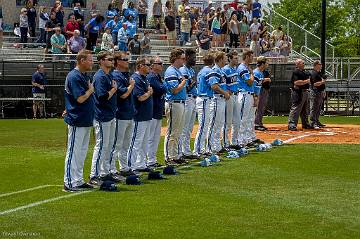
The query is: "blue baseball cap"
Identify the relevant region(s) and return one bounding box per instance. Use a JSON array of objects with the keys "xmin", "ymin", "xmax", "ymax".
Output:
[
  {"xmin": 148, "ymin": 171, "xmax": 166, "ymax": 180},
  {"xmin": 100, "ymin": 180, "xmax": 118, "ymax": 192},
  {"xmin": 126, "ymin": 175, "xmax": 142, "ymax": 185},
  {"xmin": 163, "ymin": 165, "xmax": 178, "ymax": 175}
]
